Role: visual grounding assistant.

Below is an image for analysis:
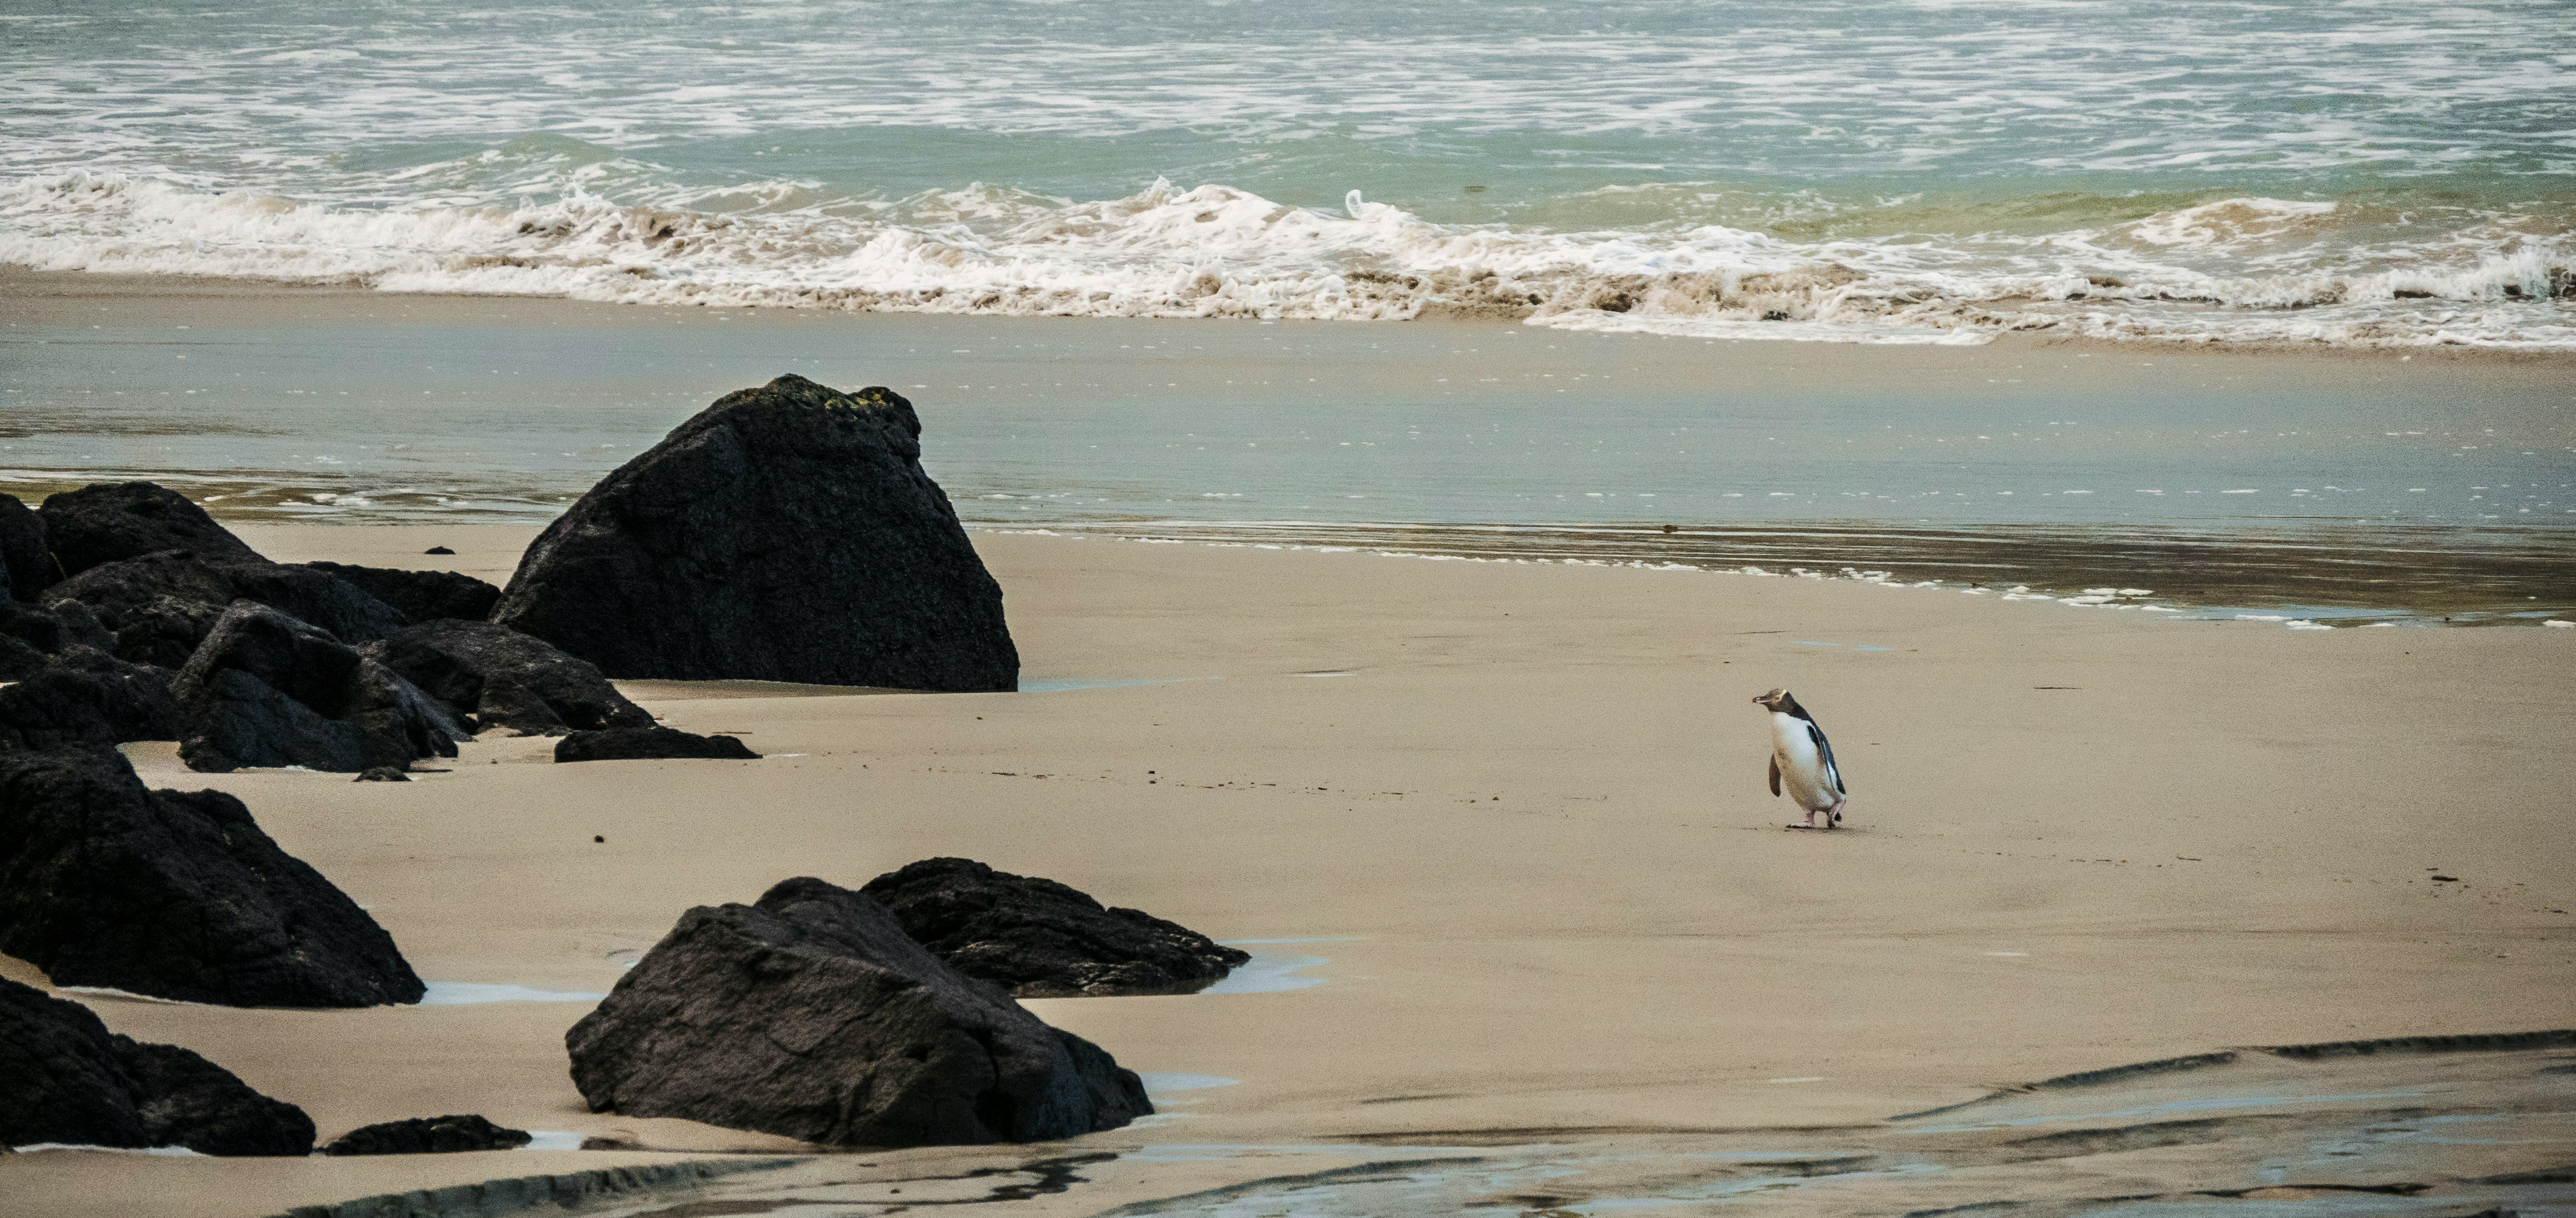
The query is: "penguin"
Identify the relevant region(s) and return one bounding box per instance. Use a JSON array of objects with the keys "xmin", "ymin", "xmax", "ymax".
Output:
[{"xmin": 1752, "ymin": 688, "xmax": 1846, "ymax": 829}]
